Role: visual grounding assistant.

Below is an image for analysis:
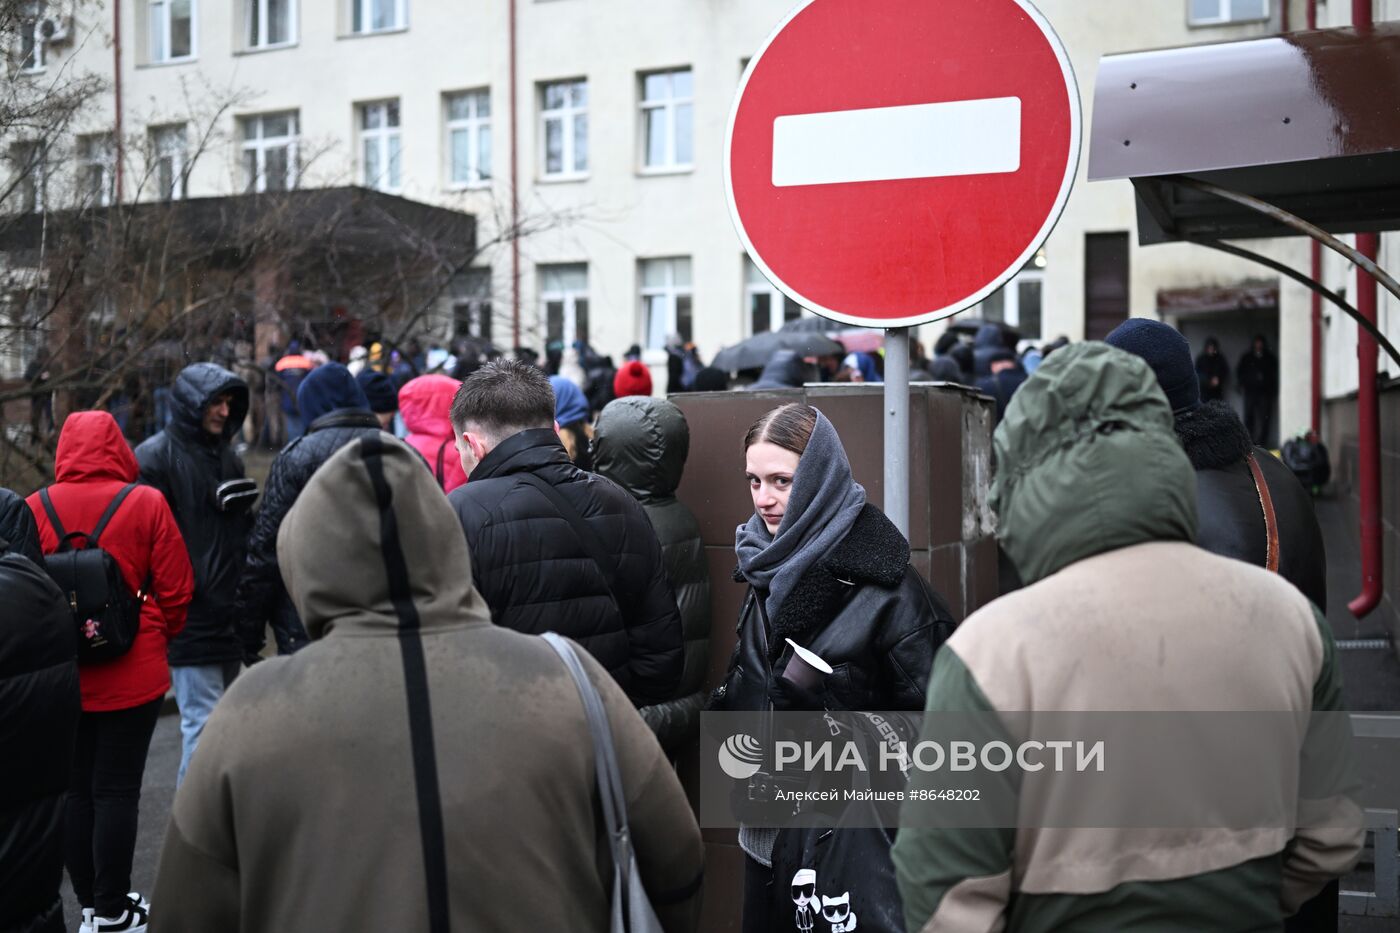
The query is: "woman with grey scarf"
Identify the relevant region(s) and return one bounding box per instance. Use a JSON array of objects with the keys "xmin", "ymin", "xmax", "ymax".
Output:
[{"xmin": 709, "ymin": 403, "xmax": 956, "ymax": 932}]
